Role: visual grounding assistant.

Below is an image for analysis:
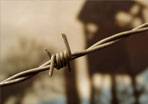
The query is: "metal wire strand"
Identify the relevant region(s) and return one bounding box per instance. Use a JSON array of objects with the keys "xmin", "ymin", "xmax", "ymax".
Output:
[{"xmin": 0, "ymin": 22, "xmax": 148, "ymax": 87}]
